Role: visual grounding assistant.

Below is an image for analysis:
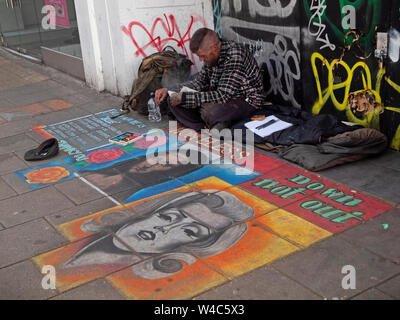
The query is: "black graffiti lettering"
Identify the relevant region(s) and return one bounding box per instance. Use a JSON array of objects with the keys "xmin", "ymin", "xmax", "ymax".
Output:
[{"xmin": 219, "ymin": 0, "xmax": 301, "ymax": 108}]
